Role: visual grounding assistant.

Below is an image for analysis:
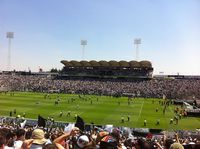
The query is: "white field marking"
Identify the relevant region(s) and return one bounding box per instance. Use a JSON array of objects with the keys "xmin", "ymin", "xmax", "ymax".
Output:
[{"xmin": 136, "ymin": 101, "xmax": 144, "ymax": 124}]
